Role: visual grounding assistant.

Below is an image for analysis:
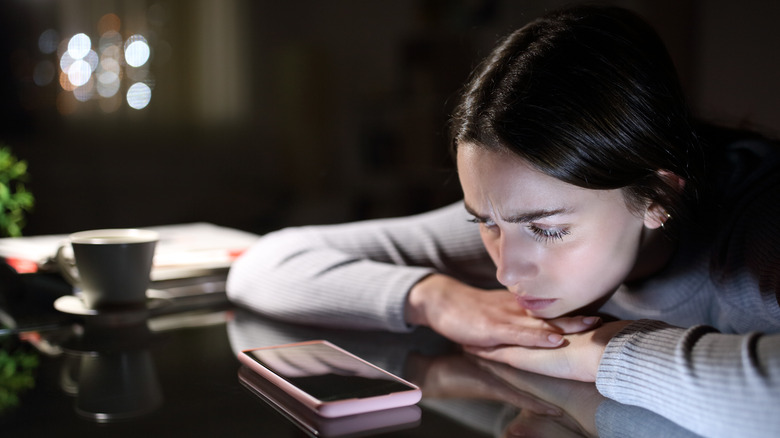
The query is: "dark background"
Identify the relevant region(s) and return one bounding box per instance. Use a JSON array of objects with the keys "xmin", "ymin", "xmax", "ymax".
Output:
[{"xmin": 1, "ymin": 0, "xmax": 779, "ymax": 237}]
